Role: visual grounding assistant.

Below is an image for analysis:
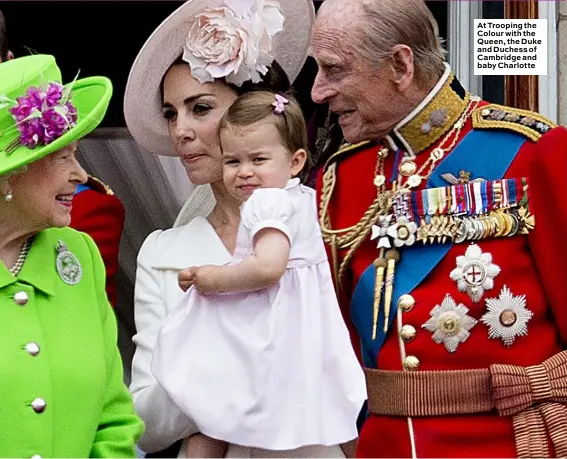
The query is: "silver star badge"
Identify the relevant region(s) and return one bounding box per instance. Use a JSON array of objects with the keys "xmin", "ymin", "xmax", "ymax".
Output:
[
  {"xmin": 450, "ymin": 244, "xmax": 501, "ymax": 303},
  {"xmin": 422, "ymin": 294, "xmax": 478, "ymax": 353},
  {"xmin": 481, "ymin": 286, "xmax": 533, "ymax": 347}
]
